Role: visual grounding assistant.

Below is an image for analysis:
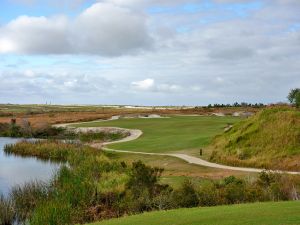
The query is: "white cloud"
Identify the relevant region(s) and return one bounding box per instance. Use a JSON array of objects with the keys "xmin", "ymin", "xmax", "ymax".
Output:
[
  {"xmin": 11, "ymin": 0, "xmax": 88, "ymax": 8},
  {"xmin": 24, "ymin": 70, "xmax": 35, "ymax": 77},
  {"xmin": 157, "ymin": 84, "xmax": 182, "ymax": 92},
  {"xmin": 0, "ymin": 38, "xmax": 16, "ymax": 53},
  {"xmin": 0, "ymin": 15, "xmax": 70, "ymax": 54},
  {"xmin": 0, "ymin": 0, "xmax": 300, "ymax": 105},
  {"xmin": 215, "ymin": 77, "xmax": 224, "ymax": 83},
  {"xmin": 72, "ymin": 2, "xmax": 151, "ymax": 55},
  {"xmin": 0, "ymin": 2, "xmax": 151, "ymax": 56},
  {"xmin": 131, "ymin": 78, "xmax": 155, "ymax": 91},
  {"xmin": 131, "ymin": 78, "xmax": 182, "ymax": 93}
]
